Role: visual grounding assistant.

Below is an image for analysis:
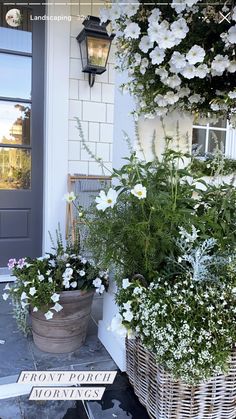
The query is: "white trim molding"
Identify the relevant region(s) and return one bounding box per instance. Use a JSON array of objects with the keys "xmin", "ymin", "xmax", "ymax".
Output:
[{"xmin": 43, "ymin": 2, "xmax": 71, "ymax": 252}]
